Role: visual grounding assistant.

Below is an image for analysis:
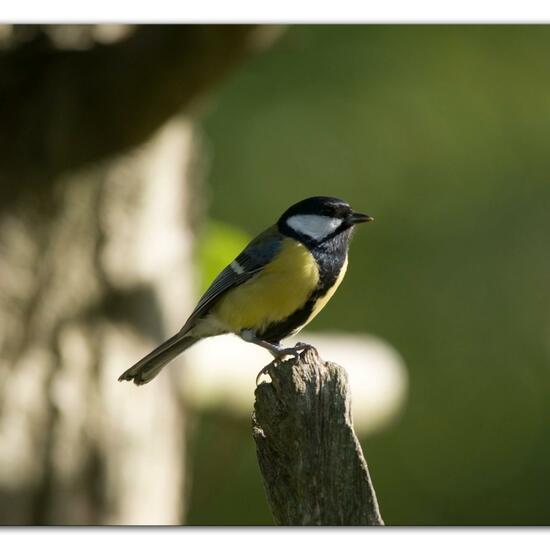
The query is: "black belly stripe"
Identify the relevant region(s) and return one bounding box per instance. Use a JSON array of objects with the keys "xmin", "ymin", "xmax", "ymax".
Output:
[{"xmin": 258, "ymin": 228, "xmax": 352, "ymax": 343}]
